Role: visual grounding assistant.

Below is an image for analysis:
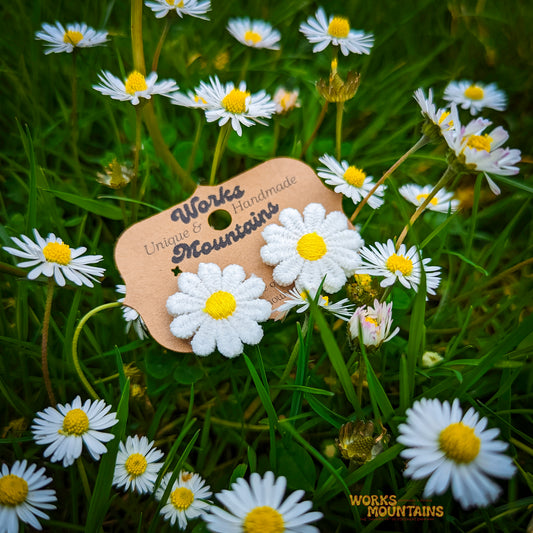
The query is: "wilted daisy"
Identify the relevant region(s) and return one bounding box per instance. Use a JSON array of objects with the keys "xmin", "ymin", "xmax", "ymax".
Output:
[
  {"xmin": 195, "ymin": 76, "xmax": 276, "ymax": 136},
  {"xmin": 35, "ymin": 22, "xmax": 107, "ymax": 55},
  {"xmin": 97, "ymin": 159, "xmax": 133, "ymax": 189},
  {"xmin": 166, "ymin": 263, "xmax": 271, "ymax": 358},
  {"xmin": 399, "ymin": 184, "xmax": 459, "ymax": 213},
  {"xmin": 299, "ymin": 7, "xmax": 374, "ymax": 56},
  {"xmin": 204, "ymin": 471, "xmax": 322, "ymax": 533},
  {"xmin": 227, "ymin": 18, "xmax": 281, "ymax": 50},
  {"xmin": 398, "ymin": 398, "xmax": 516, "ymax": 509},
  {"xmin": 113, "ymin": 435, "xmax": 164, "ymax": 495},
  {"xmin": 0, "ymin": 460, "xmax": 56, "ymax": 532},
  {"xmin": 93, "ymin": 71, "xmax": 179, "ymax": 106},
  {"xmin": 413, "ymin": 87, "xmax": 453, "ymax": 138},
  {"xmin": 3, "ymin": 229, "xmax": 105, "ymax": 288},
  {"xmin": 273, "ymin": 87, "xmax": 300, "ymax": 114},
  {"xmin": 356, "ymin": 239, "xmax": 441, "ymax": 296},
  {"xmin": 348, "ymin": 299, "xmax": 399, "ymax": 347},
  {"xmin": 156, "ymin": 471, "xmax": 212, "ymax": 530},
  {"xmin": 31, "ymin": 396, "xmax": 118, "ymax": 467},
  {"xmin": 443, "ymin": 104, "xmax": 521, "ymax": 195},
  {"xmin": 116, "ymin": 285, "xmax": 149, "ymax": 340},
  {"xmin": 261, "ymin": 203, "xmax": 364, "ymax": 294},
  {"xmin": 275, "ymin": 287, "xmax": 354, "ymax": 320},
  {"xmin": 145, "ymin": 0, "xmax": 211, "ymax": 20},
  {"xmin": 443, "ymin": 80, "xmax": 507, "ymax": 116},
  {"xmin": 317, "ymin": 154, "xmax": 385, "ymax": 209}
]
